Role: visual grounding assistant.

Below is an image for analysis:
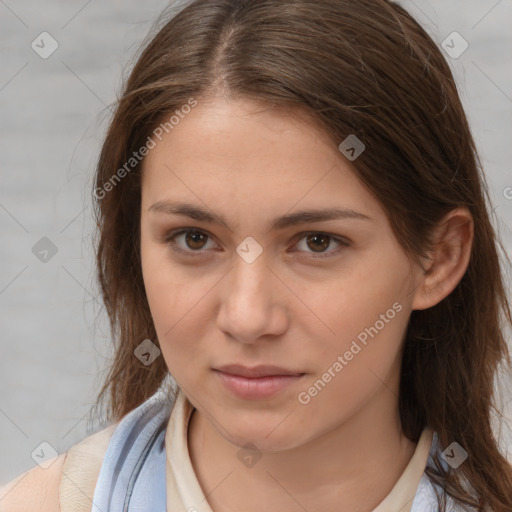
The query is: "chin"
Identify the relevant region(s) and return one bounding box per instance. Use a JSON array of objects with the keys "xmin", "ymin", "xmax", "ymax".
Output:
[{"xmin": 220, "ymin": 421, "xmax": 307, "ymax": 453}]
